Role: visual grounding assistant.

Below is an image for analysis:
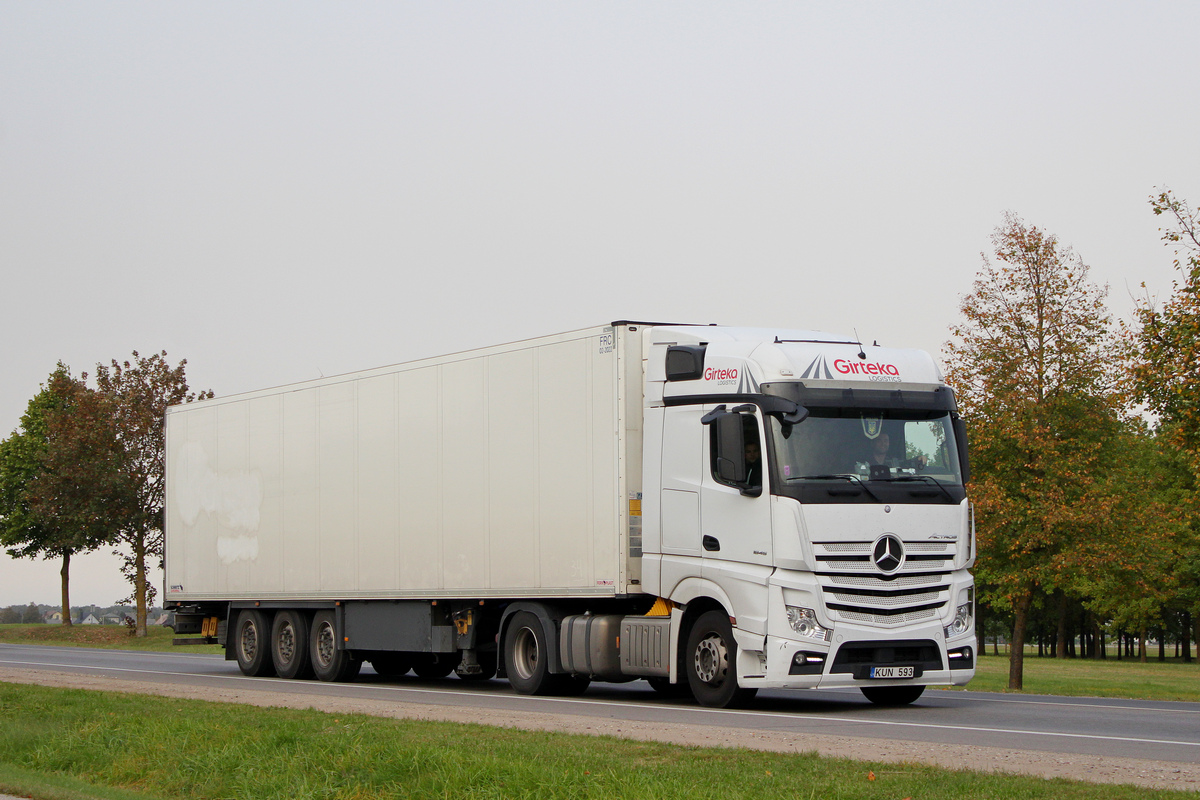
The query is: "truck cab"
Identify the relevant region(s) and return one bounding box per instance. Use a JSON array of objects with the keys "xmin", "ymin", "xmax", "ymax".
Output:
[{"xmin": 639, "ymin": 326, "xmax": 975, "ymax": 706}]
